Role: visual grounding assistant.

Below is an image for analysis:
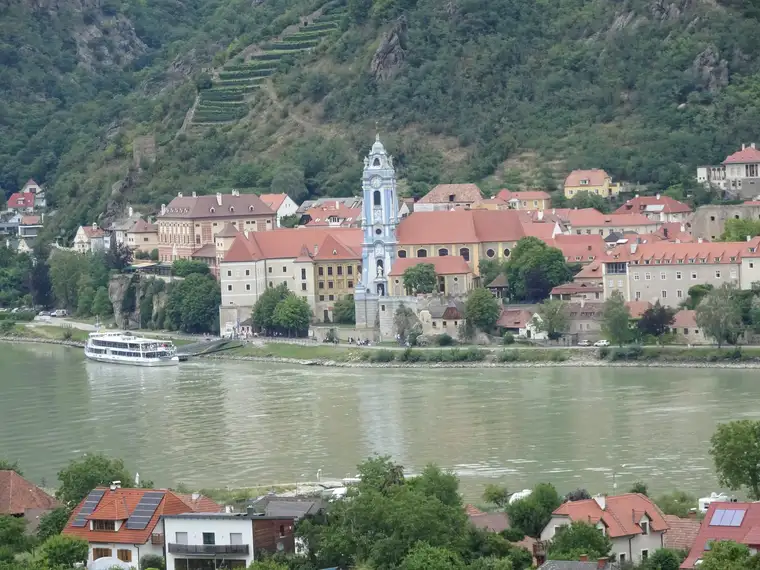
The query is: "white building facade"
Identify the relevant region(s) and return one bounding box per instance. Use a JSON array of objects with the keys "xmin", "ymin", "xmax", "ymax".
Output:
[{"xmin": 164, "ymin": 514, "xmax": 254, "ymax": 570}]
